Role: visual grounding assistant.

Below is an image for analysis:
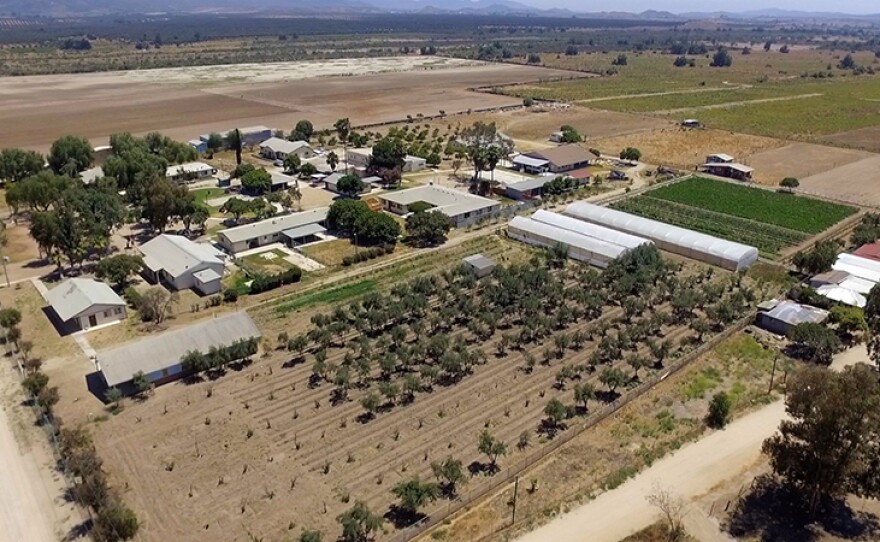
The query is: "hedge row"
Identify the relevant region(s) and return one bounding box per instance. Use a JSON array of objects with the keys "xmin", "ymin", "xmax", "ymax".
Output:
[{"xmin": 341, "ymin": 244, "xmax": 395, "ymax": 266}]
